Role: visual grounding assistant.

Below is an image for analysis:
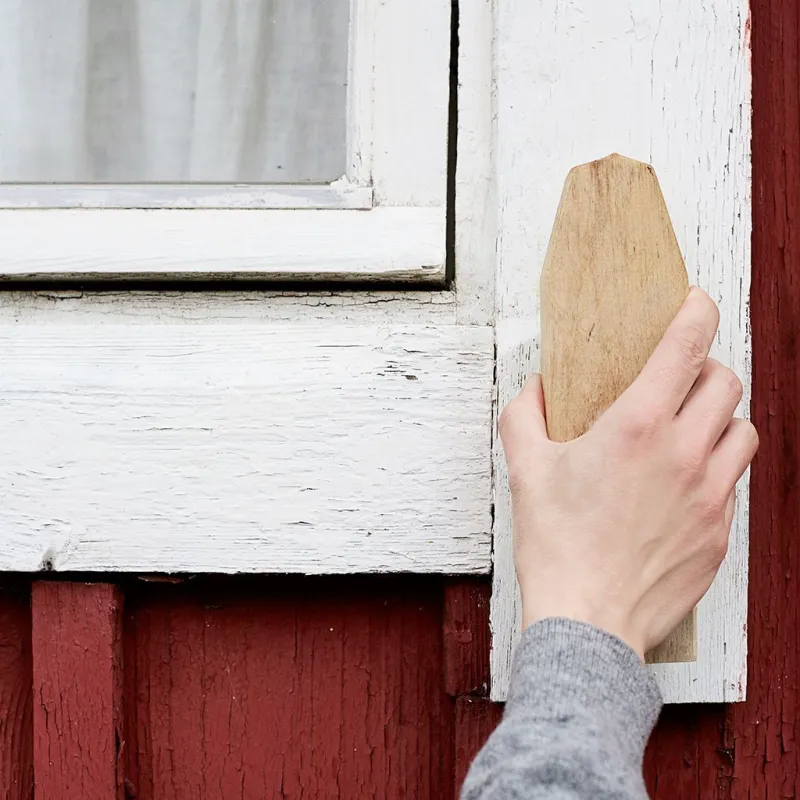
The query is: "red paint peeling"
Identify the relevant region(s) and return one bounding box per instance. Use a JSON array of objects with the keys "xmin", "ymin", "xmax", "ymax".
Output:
[
  {"xmin": 32, "ymin": 582, "xmax": 124, "ymax": 800},
  {"xmin": 743, "ymin": 9, "xmax": 752, "ymax": 52}
]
